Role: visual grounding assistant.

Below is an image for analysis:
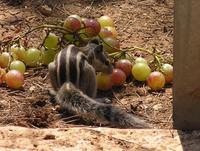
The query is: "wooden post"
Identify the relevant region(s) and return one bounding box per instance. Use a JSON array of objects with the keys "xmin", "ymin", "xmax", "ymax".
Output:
[{"xmin": 174, "ymin": 0, "xmax": 200, "ymax": 130}]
